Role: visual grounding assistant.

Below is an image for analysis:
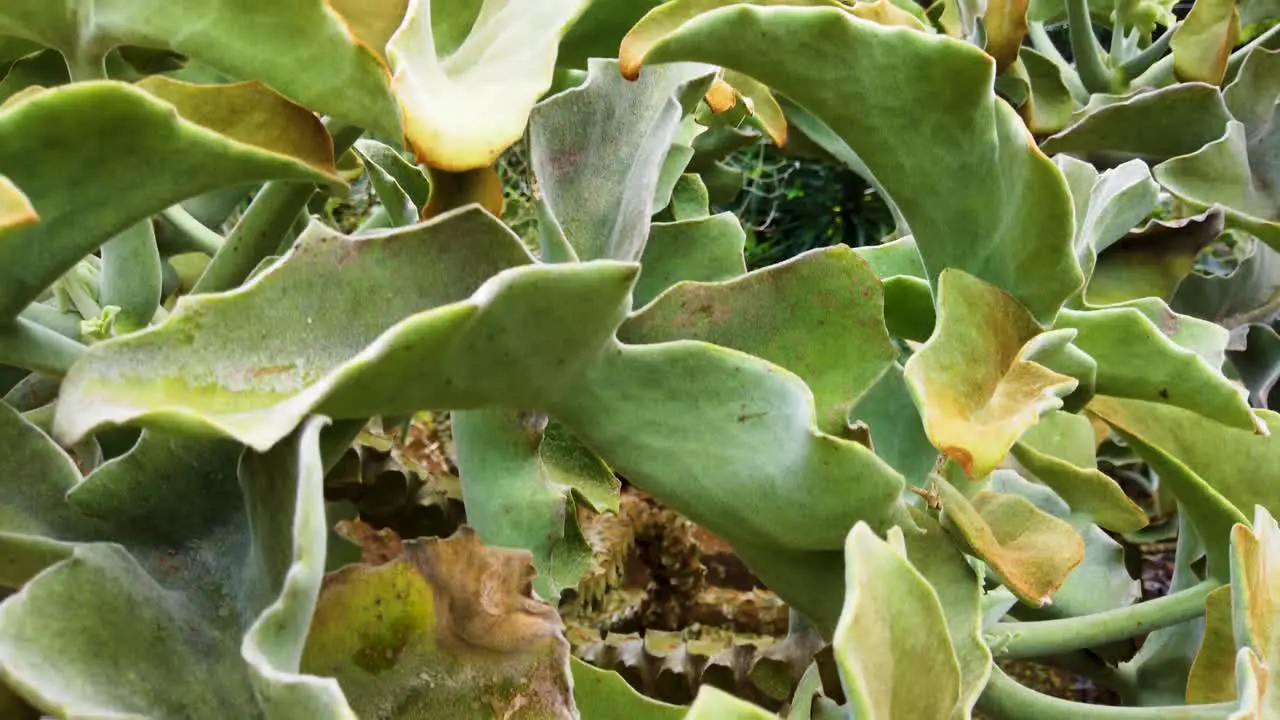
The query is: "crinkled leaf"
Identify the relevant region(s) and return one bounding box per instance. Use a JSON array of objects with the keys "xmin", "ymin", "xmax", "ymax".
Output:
[
  {"xmin": 530, "ymin": 58, "xmax": 713, "ymax": 262},
  {"xmin": 620, "ymin": 246, "xmax": 896, "ymax": 435},
  {"xmin": 354, "ymin": 139, "xmax": 431, "ymax": 226},
  {"xmin": 833, "ymin": 523, "xmax": 962, "ymax": 719},
  {"xmin": 904, "ymin": 269, "xmax": 1077, "ymax": 479},
  {"xmin": 1015, "ymin": 48, "xmax": 1077, "ymax": 134},
  {"xmin": 901, "ymin": 508, "xmax": 992, "ymax": 719},
  {"xmin": 1055, "ymin": 157, "xmax": 1161, "ymax": 291},
  {"xmin": 386, "ymin": 0, "xmax": 591, "ymax": 170},
  {"xmin": 1155, "ymin": 122, "xmax": 1280, "ymax": 249},
  {"xmin": 54, "ymin": 208, "xmax": 907, "ymax": 556},
  {"xmin": 1088, "ymin": 395, "xmax": 1273, "ymax": 575},
  {"xmin": 989, "ymin": 470, "xmax": 1142, "ymax": 618},
  {"xmin": 0, "ymin": 0, "xmax": 397, "ymax": 136},
  {"xmin": 1229, "ymin": 647, "xmax": 1272, "ymax": 718},
  {"xmin": 1088, "ymin": 210, "xmax": 1226, "ymax": 305},
  {"xmin": 620, "ymin": 2, "xmax": 1081, "ymax": 322},
  {"xmin": 1172, "ymin": 0, "xmax": 1242, "ymax": 84},
  {"xmin": 572, "ymin": 658, "xmax": 685, "ymax": 719},
  {"xmin": 1041, "ymin": 84, "xmax": 1234, "ymax": 163},
  {"xmin": 300, "ymin": 526, "xmax": 573, "ymax": 718},
  {"xmin": 1187, "ymin": 586, "xmax": 1238, "ymax": 704},
  {"xmin": 633, "ymin": 213, "xmax": 747, "ymax": 307},
  {"xmin": 453, "ymin": 409, "xmax": 618, "ymax": 600},
  {"xmin": 1011, "ymin": 410, "xmax": 1148, "ymax": 532},
  {"xmin": 934, "ymin": 473, "xmax": 1086, "ymax": 606},
  {"xmin": 1054, "ymin": 304, "xmax": 1258, "ymax": 430},
  {"xmin": 0, "ymin": 405, "xmax": 353, "ymax": 717},
  {"xmin": 0, "ymin": 80, "xmax": 338, "ymax": 321}
]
